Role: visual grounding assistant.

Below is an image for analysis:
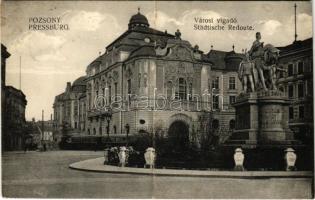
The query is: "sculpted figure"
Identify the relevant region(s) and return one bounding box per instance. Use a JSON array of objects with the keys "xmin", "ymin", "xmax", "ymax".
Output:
[
  {"xmin": 175, "ymin": 29, "xmax": 181, "ymax": 40},
  {"xmin": 262, "ymin": 44, "xmax": 282, "ymax": 90},
  {"xmin": 248, "ymin": 32, "xmax": 267, "ymax": 91},
  {"xmin": 238, "ymin": 52, "xmax": 255, "ymax": 92}
]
